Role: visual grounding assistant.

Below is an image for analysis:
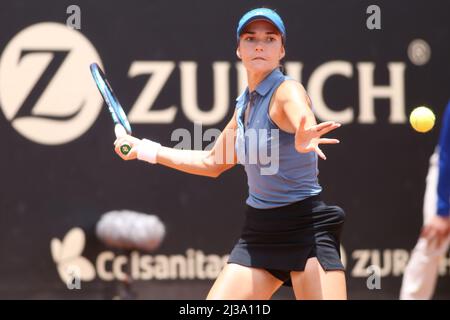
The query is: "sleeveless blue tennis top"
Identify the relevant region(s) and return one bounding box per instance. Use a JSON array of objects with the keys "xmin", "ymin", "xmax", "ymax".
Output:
[{"xmin": 235, "ymin": 68, "xmax": 322, "ymax": 209}]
